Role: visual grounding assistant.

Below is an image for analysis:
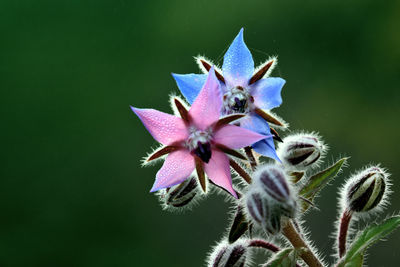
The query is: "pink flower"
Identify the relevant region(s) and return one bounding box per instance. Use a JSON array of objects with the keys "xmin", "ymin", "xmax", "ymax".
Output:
[{"xmin": 131, "ymin": 68, "xmax": 268, "ymax": 198}]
